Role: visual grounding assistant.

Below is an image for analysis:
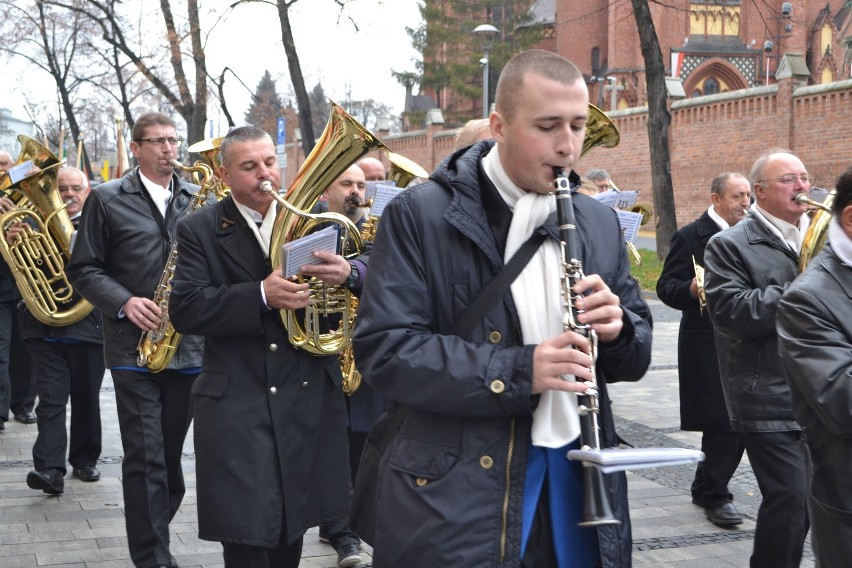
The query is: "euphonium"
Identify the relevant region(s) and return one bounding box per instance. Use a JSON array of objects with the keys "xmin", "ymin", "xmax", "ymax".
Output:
[
  {"xmin": 136, "ymin": 159, "xmax": 215, "ymax": 372},
  {"xmin": 796, "ymin": 191, "xmax": 834, "ymax": 271},
  {"xmin": 268, "ymin": 101, "xmax": 385, "ymax": 356},
  {"xmin": 0, "ymin": 136, "xmax": 94, "ymax": 326},
  {"xmin": 554, "ymin": 167, "xmax": 621, "ymax": 527}
]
